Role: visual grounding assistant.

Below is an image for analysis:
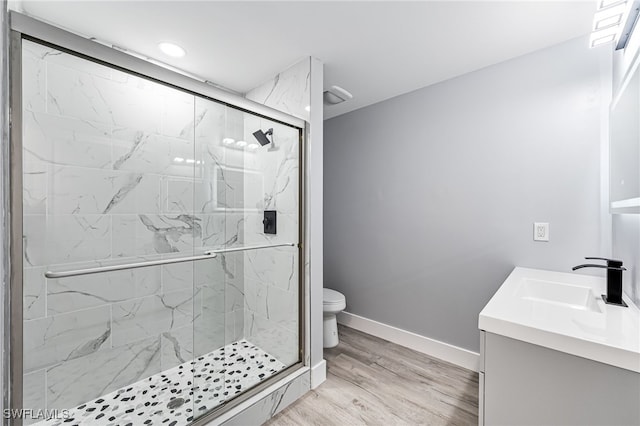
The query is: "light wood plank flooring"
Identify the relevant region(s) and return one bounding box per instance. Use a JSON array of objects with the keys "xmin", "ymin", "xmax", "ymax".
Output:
[{"xmin": 266, "ymin": 325, "xmax": 478, "ymax": 426}]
